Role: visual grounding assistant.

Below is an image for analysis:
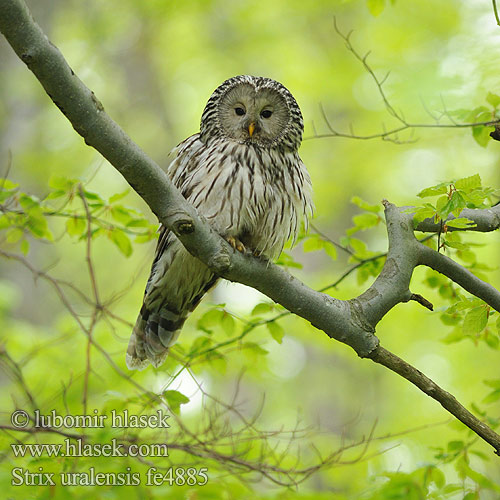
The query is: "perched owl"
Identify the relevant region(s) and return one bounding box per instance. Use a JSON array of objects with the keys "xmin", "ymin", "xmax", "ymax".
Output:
[{"xmin": 126, "ymin": 75, "xmax": 313, "ymax": 370}]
